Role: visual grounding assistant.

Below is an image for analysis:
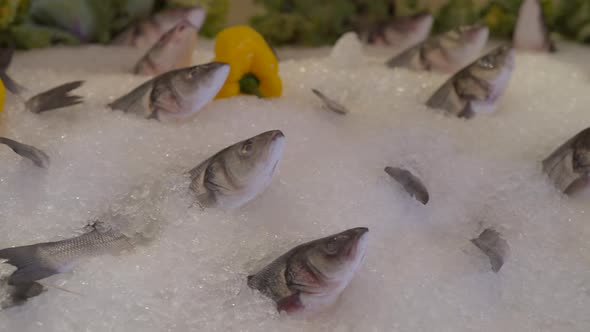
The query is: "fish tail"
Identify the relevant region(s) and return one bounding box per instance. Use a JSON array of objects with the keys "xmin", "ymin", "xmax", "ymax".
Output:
[
  {"xmin": 25, "ymin": 81, "xmax": 85, "ymax": 114},
  {"xmin": 0, "ymin": 48, "xmax": 25, "ymax": 94},
  {"xmin": 0, "ymin": 245, "xmax": 57, "ymax": 285}
]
